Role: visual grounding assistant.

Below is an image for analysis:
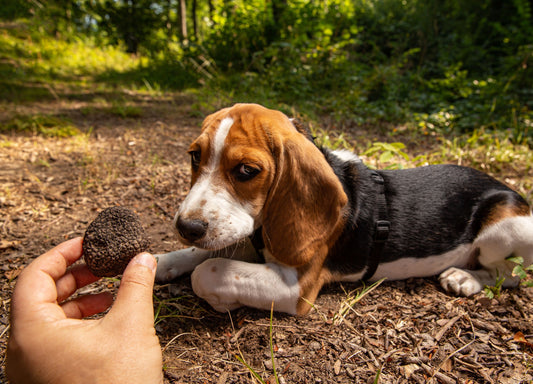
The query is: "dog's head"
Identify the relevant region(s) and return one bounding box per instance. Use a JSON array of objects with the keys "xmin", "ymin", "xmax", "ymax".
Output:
[{"xmin": 175, "ymin": 103, "xmax": 347, "ymax": 266}]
